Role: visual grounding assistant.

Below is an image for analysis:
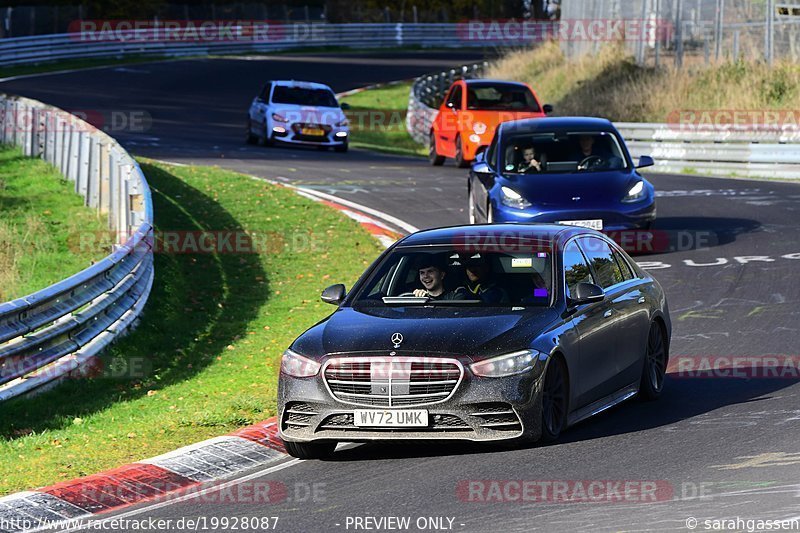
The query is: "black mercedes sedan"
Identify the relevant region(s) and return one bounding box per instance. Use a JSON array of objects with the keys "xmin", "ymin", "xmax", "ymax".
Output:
[{"xmin": 278, "ymin": 224, "xmax": 671, "ymax": 459}]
